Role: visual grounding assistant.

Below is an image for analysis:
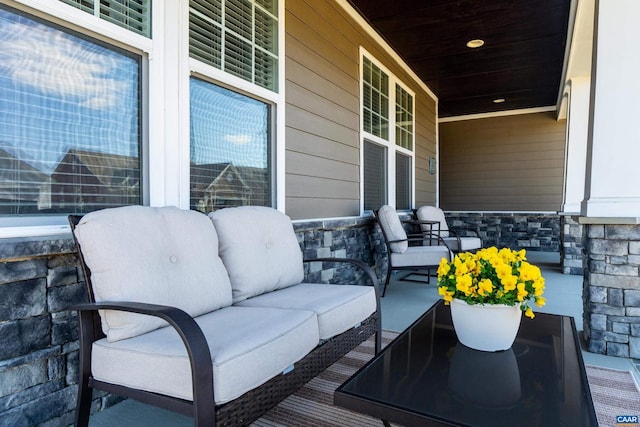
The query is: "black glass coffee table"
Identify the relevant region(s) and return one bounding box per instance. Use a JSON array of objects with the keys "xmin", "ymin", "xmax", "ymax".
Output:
[{"xmin": 335, "ymin": 300, "xmax": 597, "ymax": 426}]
